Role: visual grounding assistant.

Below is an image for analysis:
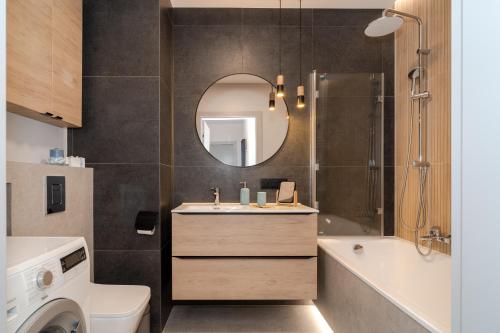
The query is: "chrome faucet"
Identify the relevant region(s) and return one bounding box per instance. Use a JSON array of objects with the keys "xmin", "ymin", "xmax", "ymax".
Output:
[
  {"xmin": 419, "ymin": 226, "xmax": 451, "ymax": 244},
  {"xmin": 210, "ymin": 187, "xmax": 220, "ymax": 208}
]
